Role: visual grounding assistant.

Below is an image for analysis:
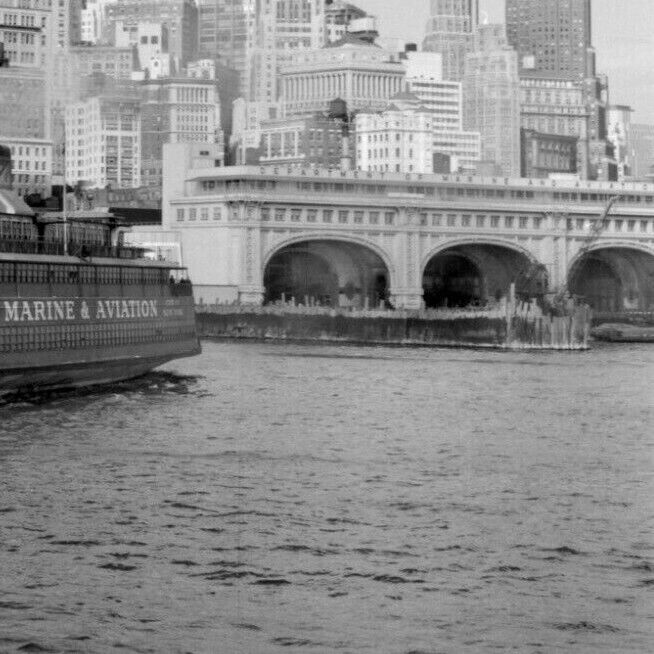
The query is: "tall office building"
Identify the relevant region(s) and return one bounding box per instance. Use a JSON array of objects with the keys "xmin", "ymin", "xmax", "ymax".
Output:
[
  {"xmin": 0, "ymin": 0, "xmax": 53, "ymax": 193},
  {"xmin": 2, "ymin": 137, "xmax": 52, "ymax": 197},
  {"xmin": 54, "ymin": 0, "xmax": 85, "ymax": 48},
  {"xmin": 140, "ymin": 76, "xmax": 223, "ymax": 188},
  {"xmin": 48, "ymin": 0, "xmax": 92, "ymax": 180},
  {"xmin": 630, "ymin": 124, "xmax": 654, "ymax": 181},
  {"xmin": 0, "ymin": 1, "xmax": 88, "ymax": 192},
  {"xmin": 506, "ymin": 0, "xmax": 614, "ymax": 180},
  {"xmin": 197, "ymin": 0, "xmax": 253, "ymax": 95},
  {"xmin": 519, "ymin": 76, "xmax": 589, "ymax": 178},
  {"xmin": 104, "ymin": 0, "xmax": 198, "ymax": 66},
  {"xmin": 324, "ymin": 0, "xmax": 366, "ymax": 44},
  {"xmin": 0, "ymin": 0, "xmax": 55, "ymax": 68},
  {"xmin": 187, "ymin": 58, "xmax": 241, "ymax": 155},
  {"xmin": 49, "ymin": 0, "xmax": 96, "ymax": 179},
  {"xmin": 356, "ymin": 103, "xmax": 435, "ymax": 174},
  {"xmin": 505, "ymin": 0, "xmax": 595, "ymax": 81},
  {"xmin": 80, "ymin": 0, "xmax": 116, "ymax": 43},
  {"xmin": 463, "ymin": 24, "xmax": 521, "ymax": 177},
  {"xmin": 247, "ymin": 0, "xmax": 325, "ymax": 103},
  {"xmin": 0, "ymin": 65, "xmax": 52, "ymax": 198},
  {"xmin": 0, "ymin": 67, "xmax": 49, "ymax": 139},
  {"xmin": 404, "ymin": 51, "xmax": 480, "ymax": 173},
  {"xmin": 422, "ymin": 0, "xmax": 478, "ymax": 81},
  {"xmin": 607, "ymin": 105, "xmax": 633, "ymax": 180},
  {"xmin": 65, "ymin": 87, "xmax": 142, "ymax": 189},
  {"xmin": 69, "ymin": 43, "xmax": 134, "ymax": 79}
]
